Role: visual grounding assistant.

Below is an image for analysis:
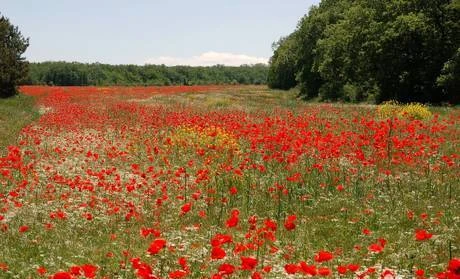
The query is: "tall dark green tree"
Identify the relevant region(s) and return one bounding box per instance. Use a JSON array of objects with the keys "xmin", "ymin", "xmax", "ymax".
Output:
[
  {"xmin": 267, "ymin": 33, "xmax": 299, "ymax": 90},
  {"xmin": 297, "ymin": 0, "xmax": 350, "ymax": 100},
  {"xmin": 269, "ymin": 0, "xmax": 460, "ymax": 104},
  {"xmin": 0, "ymin": 14, "xmax": 29, "ymax": 98},
  {"xmin": 437, "ymin": 47, "xmax": 460, "ymax": 103}
]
